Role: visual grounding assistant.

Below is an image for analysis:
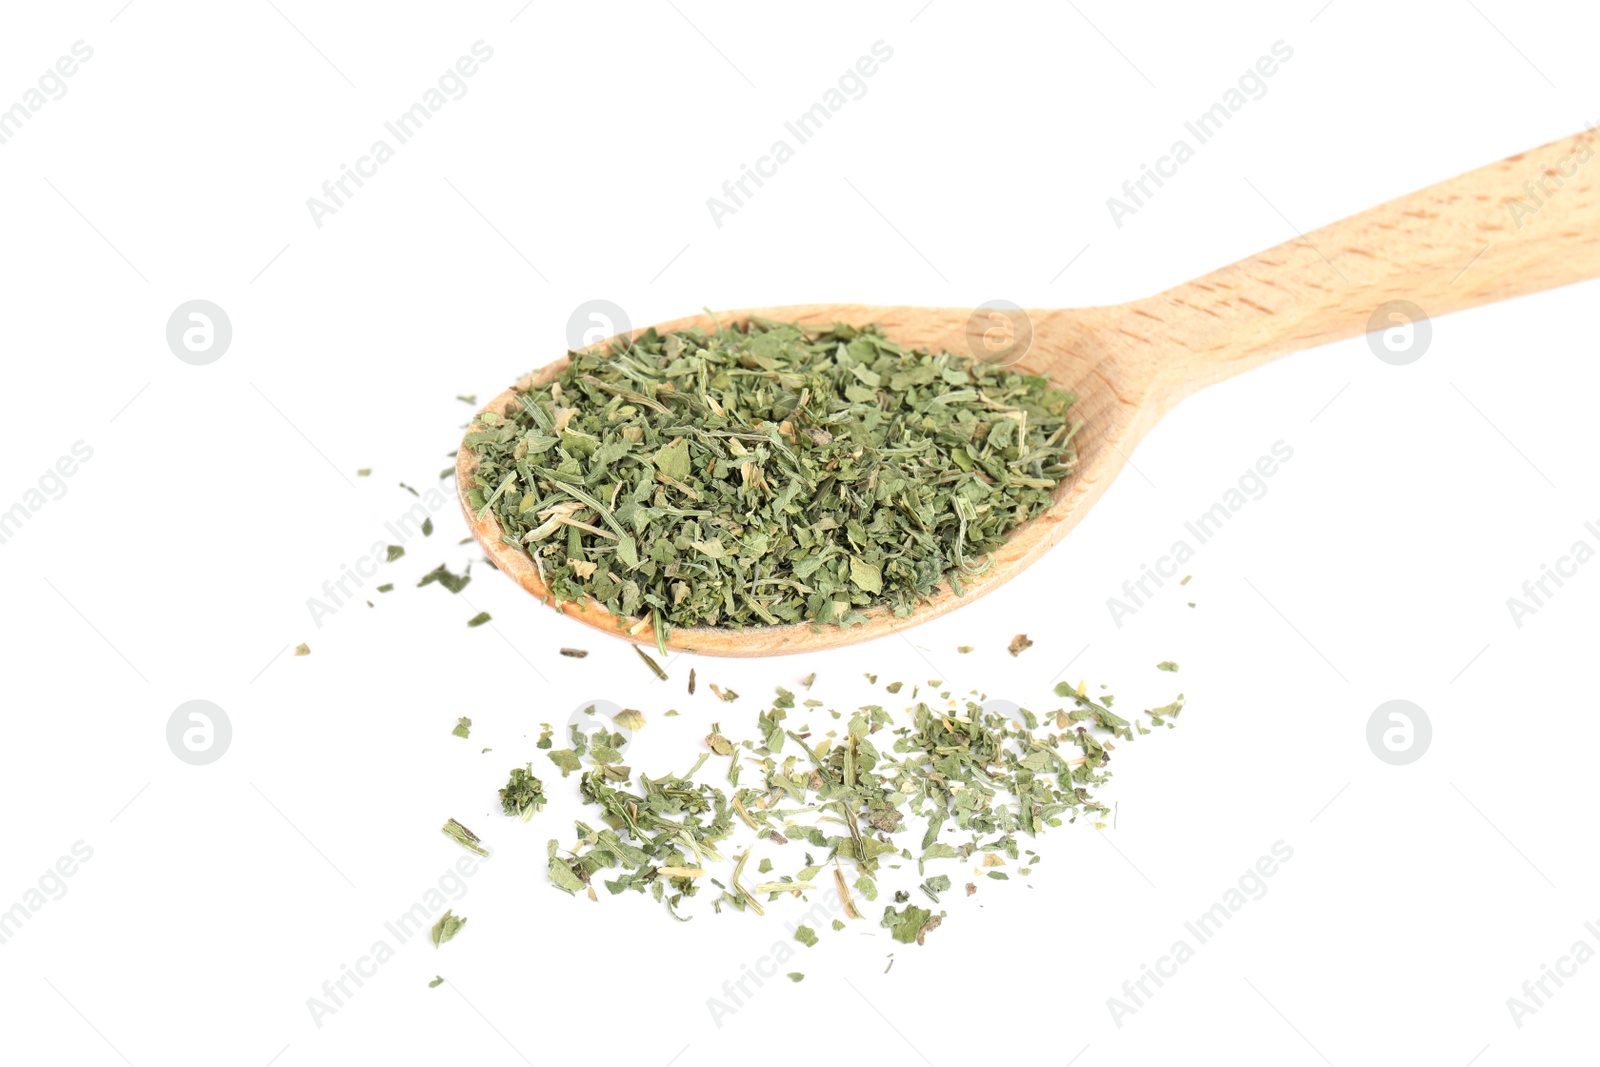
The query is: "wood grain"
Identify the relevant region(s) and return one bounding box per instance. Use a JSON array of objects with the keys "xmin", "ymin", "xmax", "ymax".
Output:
[{"xmin": 457, "ymin": 128, "xmax": 1600, "ymax": 656}]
